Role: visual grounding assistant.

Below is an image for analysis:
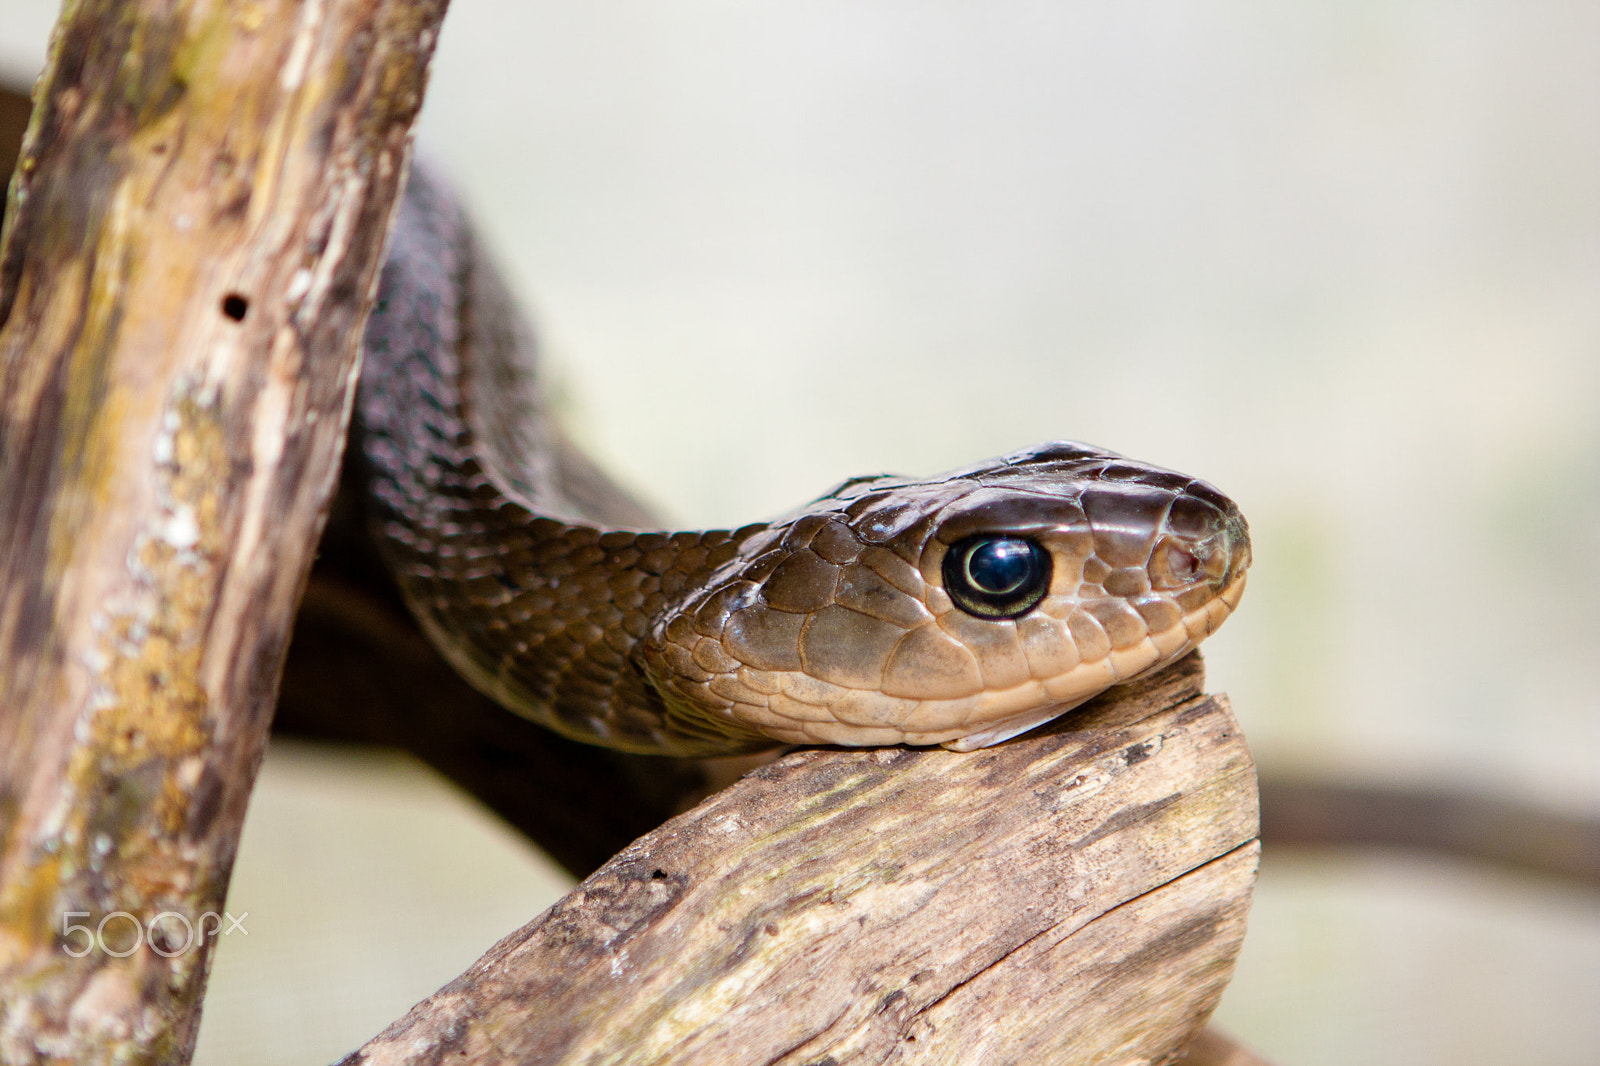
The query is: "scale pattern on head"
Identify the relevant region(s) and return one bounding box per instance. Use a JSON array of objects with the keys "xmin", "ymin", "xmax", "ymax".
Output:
[
  {"xmin": 638, "ymin": 442, "xmax": 1250, "ymax": 750},
  {"xmin": 358, "ymin": 165, "xmax": 1251, "ymax": 757}
]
